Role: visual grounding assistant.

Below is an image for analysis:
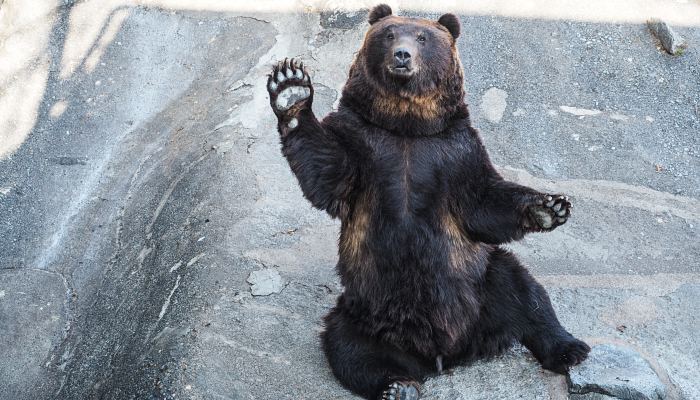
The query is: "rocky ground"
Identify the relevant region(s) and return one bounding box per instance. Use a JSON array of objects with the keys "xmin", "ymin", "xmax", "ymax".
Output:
[{"xmin": 0, "ymin": 1, "xmax": 698, "ymax": 399}]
